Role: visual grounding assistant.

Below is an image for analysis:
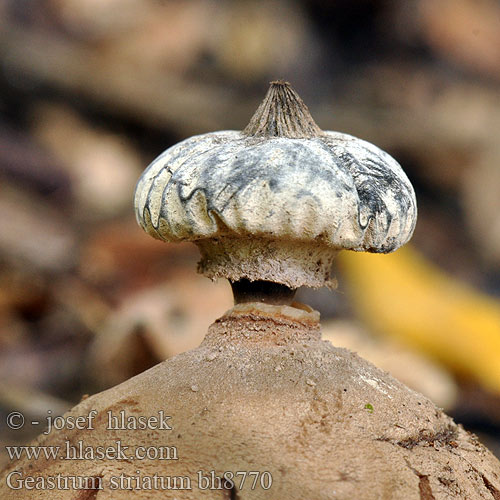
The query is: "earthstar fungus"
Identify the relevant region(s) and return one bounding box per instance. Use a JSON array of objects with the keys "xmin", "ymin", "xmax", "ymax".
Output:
[{"xmin": 2, "ymin": 82, "xmax": 500, "ymax": 500}]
